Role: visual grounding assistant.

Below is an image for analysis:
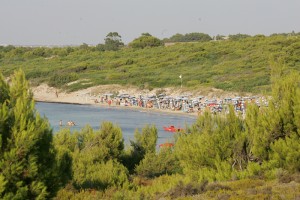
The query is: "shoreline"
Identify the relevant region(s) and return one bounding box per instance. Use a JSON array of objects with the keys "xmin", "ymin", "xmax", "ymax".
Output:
[
  {"xmin": 35, "ymin": 100, "xmax": 86, "ymax": 106},
  {"xmin": 32, "ymin": 83, "xmax": 257, "ymax": 118},
  {"xmin": 35, "ymin": 99, "xmax": 199, "ymax": 118},
  {"xmin": 32, "ymin": 84, "xmax": 201, "ymax": 118}
]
